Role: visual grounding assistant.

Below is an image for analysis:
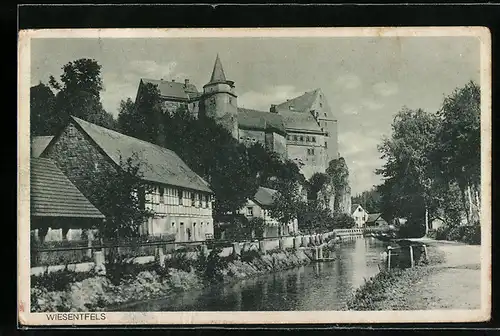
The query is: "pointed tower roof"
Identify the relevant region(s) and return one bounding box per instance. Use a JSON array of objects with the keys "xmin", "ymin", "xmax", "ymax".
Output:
[{"xmin": 208, "ymin": 54, "xmax": 227, "ymax": 84}]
